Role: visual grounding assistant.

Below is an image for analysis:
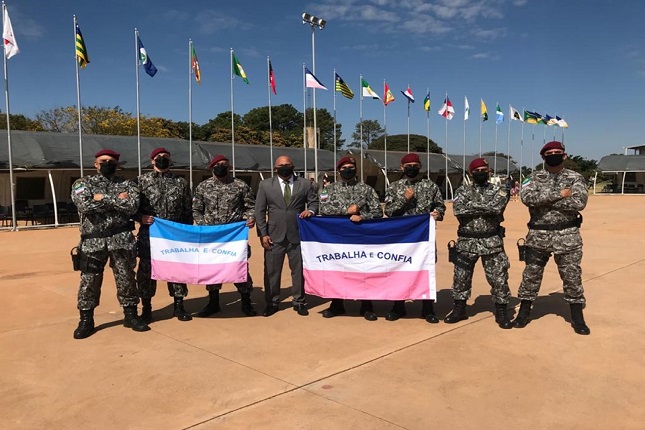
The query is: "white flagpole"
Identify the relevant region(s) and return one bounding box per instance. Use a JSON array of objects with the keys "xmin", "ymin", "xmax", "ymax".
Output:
[
  {"xmin": 134, "ymin": 29, "xmax": 142, "ymax": 176},
  {"xmin": 302, "ymin": 64, "xmax": 307, "ymax": 178},
  {"xmin": 383, "ymin": 80, "xmax": 388, "ymax": 183},
  {"xmin": 444, "ymin": 92, "xmax": 449, "ymax": 198},
  {"xmin": 479, "ymin": 99, "xmax": 483, "ymax": 157},
  {"xmin": 494, "ymin": 101, "xmax": 499, "ymax": 176},
  {"xmin": 4, "ymin": 2, "xmax": 16, "ymax": 229},
  {"xmin": 462, "ymin": 95, "xmax": 467, "ymax": 180},
  {"xmin": 359, "ymin": 74, "xmax": 364, "ymax": 182},
  {"xmin": 230, "ymin": 48, "xmax": 236, "ymax": 176},
  {"xmin": 406, "ymin": 84, "xmax": 410, "ymax": 153},
  {"xmin": 332, "ymin": 69, "xmax": 337, "ymax": 182},
  {"xmin": 267, "ymin": 56, "xmax": 273, "ymax": 176},
  {"xmin": 311, "ymin": 38, "xmax": 318, "ymax": 183},
  {"xmin": 74, "ymin": 16, "xmax": 84, "ymax": 180},
  {"xmin": 426, "ymin": 90, "xmax": 430, "ymax": 180},
  {"xmin": 507, "ymin": 105, "xmax": 511, "ymax": 176},
  {"xmin": 188, "ymin": 39, "xmax": 193, "ymax": 190},
  {"xmin": 520, "ymin": 107, "xmax": 525, "ymax": 182}
]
